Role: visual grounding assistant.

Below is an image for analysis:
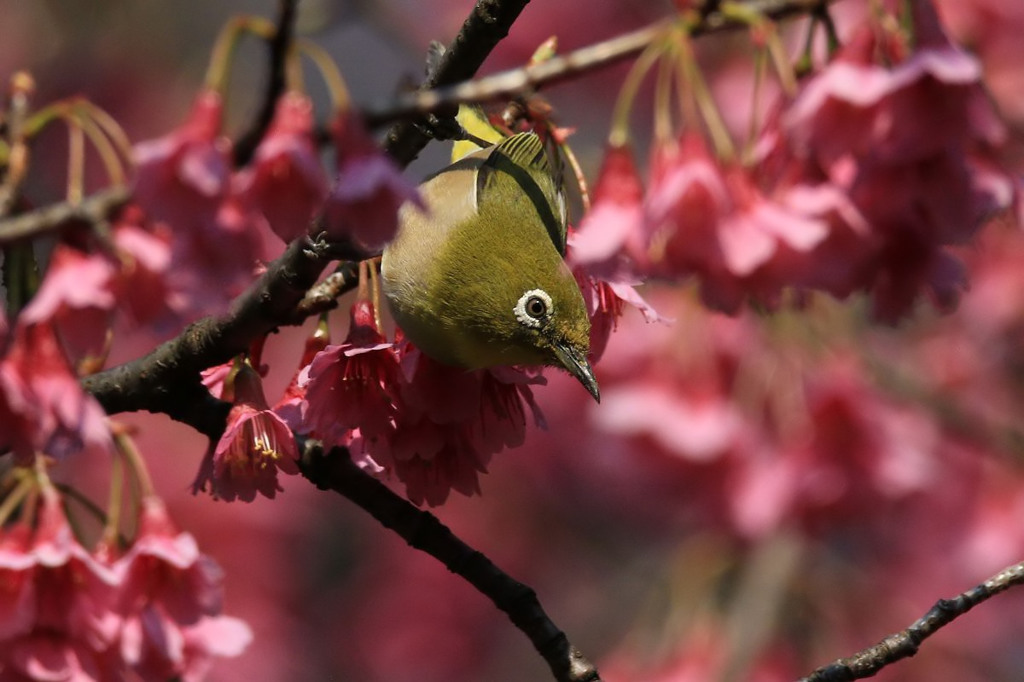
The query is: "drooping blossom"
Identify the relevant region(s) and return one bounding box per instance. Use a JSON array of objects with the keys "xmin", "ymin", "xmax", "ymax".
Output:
[
  {"xmin": 19, "ymin": 243, "xmax": 118, "ymax": 364},
  {"xmin": 299, "ymin": 299, "xmax": 400, "ymax": 451},
  {"xmin": 110, "ymin": 207, "xmax": 177, "ymax": 332},
  {"xmin": 234, "ymin": 91, "xmax": 329, "ymax": 243},
  {"xmin": 113, "ymin": 497, "xmax": 252, "ymax": 679},
  {"xmin": 780, "ymin": 0, "xmax": 1015, "ymax": 320},
  {"xmin": 386, "ymin": 342, "xmax": 546, "ymax": 506},
  {"xmin": 570, "ymin": 142, "xmax": 646, "ymax": 275},
  {"xmin": 0, "ymin": 488, "xmax": 121, "ymax": 680},
  {"xmin": 0, "ymin": 321, "xmax": 111, "ymax": 464},
  {"xmin": 323, "ymin": 109, "xmax": 421, "ymax": 251},
  {"xmin": 192, "ymin": 361, "xmax": 299, "ymax": 502},
  {"xmin": 132, "ymin": 89, "xmax": 264, "ymax": 321},
  {"xmin": 273, "ymin": 320, "xmax": 331, "ymax": 433}
]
